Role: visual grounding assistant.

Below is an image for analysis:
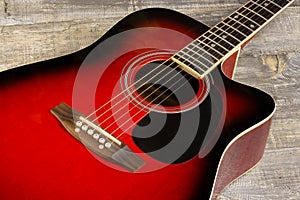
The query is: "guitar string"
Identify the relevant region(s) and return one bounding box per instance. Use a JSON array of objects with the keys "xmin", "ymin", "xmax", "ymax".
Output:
[
  {"xmin": 114, "ymin": 71, "xmax": 192, "ymax": 140},
  {"xmin": 101, "ymin": 66, "xmax": 193, "ymax": 134},
  {"xmin": 90, "ymin": 0, "xmax": 271, "ymax": 124},
  {"xmin": 103, "ymin": 0, "xmax": 278, "ymax": 141},
  {"xmin": 109, "ymin": 0, "xmax": 282, "ymax": 140},
  {"xmin": 93, "ymin": 0, "xmax": 278, "ymax": 135},
  {"xmin": 79, "ymin": 0, "xmax": 281, "ymax": 142},
  {"xmin": 85, "ymin": 58, "xmax": 175, "ymax": 120},
  {"xmin": 92, "ymin": 63, "xmax": 183, "ymax": 129},
  {"xmin": 84, "ymin": 0, "xmax": 272, "ymax": 123},
  {"xmin": 110, "ymin": 0, "xmax": 286, "ymax": 142},
  {"xmin": 83, "ymin": 0, "xmax": 278, "ymax": 139}
]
